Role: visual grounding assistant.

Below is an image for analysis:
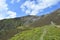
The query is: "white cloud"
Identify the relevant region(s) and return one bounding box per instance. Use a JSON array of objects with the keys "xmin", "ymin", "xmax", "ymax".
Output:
[
  {"xmin": 11, "ymin": 0, "xmax": 20, "ymax": 4},
  {"xmin": 17, "ymin": 0, "xmax": 21, "ymax": 3},
  {"xmin": 0, "ymin": 0, "xmax": 16, "ymax": 20},
  {"xmin": 6, "ymin": 11, "xmax": 16, "ymax": 18},
  {"xmin": 20, "ymin": 0, "xmax": 60, "ymax": 15},
  {"xmin": 25, "ymin": 10, "xmax": 31, "ymax": 14},
  {"xmin": 10, "ymin": 0, "xmax": 15, "ymax": 4}
]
